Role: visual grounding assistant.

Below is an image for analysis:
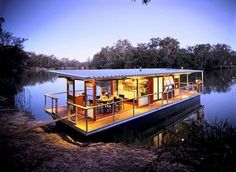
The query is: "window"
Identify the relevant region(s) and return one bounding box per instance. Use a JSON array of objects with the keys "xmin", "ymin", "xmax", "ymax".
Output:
[{"xmin": 164, "ymin": 76, "xmax": 174, "ymax": 92}]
